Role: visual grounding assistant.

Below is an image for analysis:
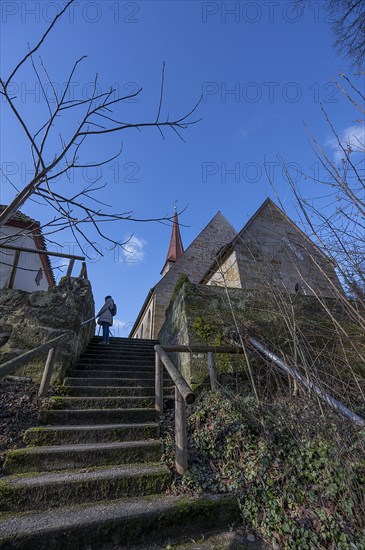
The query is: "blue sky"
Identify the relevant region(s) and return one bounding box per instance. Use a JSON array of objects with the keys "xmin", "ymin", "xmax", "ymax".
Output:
[{"xmin": 0, "ymin": 0, "xmax": 360, "ymax": 335}]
